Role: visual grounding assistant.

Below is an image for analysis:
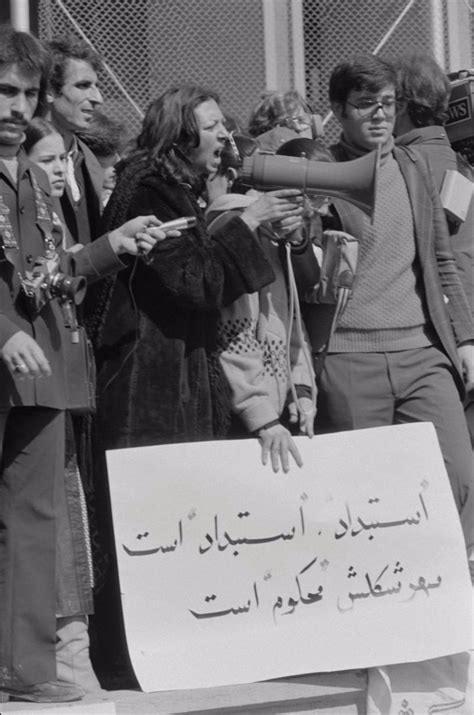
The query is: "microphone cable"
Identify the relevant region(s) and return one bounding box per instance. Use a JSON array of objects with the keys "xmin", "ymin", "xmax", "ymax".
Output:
[{"xmin": 284, "ymin": 240, "xmax": 318, "ymax": 430}]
